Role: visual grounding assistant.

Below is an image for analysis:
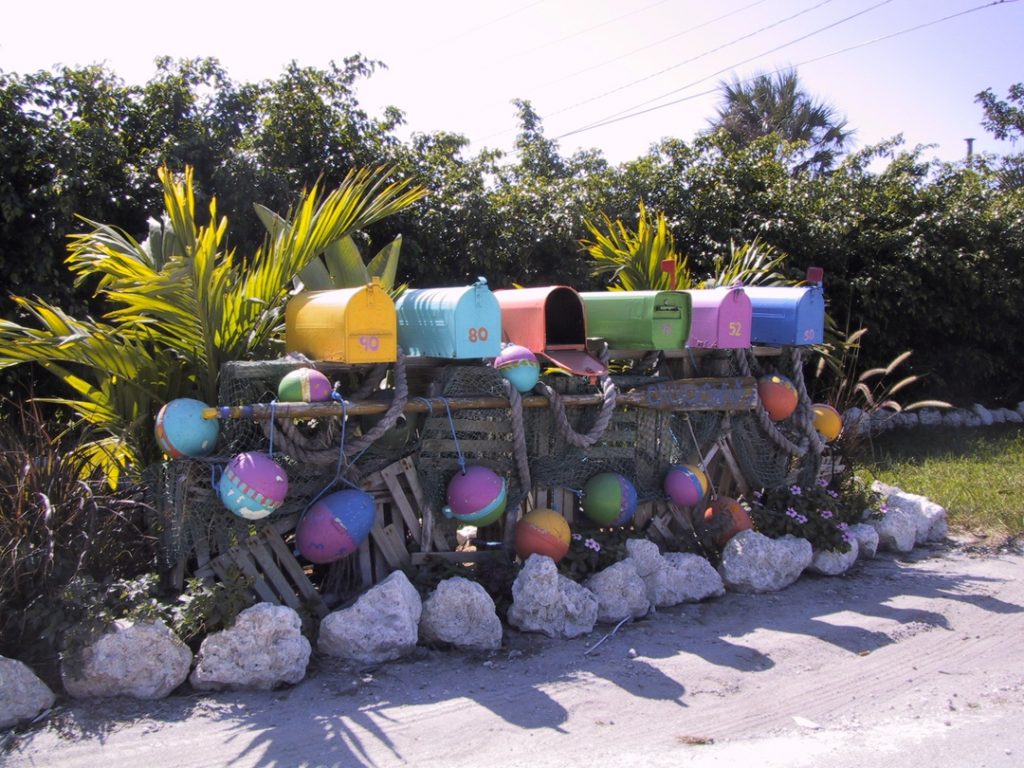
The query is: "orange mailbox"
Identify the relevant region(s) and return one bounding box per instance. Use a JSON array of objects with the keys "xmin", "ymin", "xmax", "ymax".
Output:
[{"xmin": 493, "ymin": 286, "xmax": 607, "ymax": 378}]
